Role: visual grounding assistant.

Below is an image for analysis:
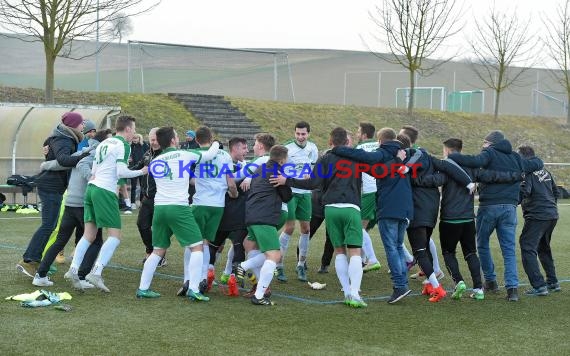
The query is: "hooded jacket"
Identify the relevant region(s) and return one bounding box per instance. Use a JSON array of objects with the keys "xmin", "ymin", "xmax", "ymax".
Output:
[
  {"xmin": 245, "ymin": 160, "xmax": 293, "ymax": 227},
  {"xmin": 448, "ymin": 139, "xmax": 543, "ymax": 206},
  {"xmin": 66, "ymin": 138, "xmax": 100, "ymax": 207},
  {"xmin": 520, "ymin": 169, "xmax": 559, "ymax": 220},
  {"xmin": 34, "ymin": 124, "xmax": 88, "ymax": 194}
]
